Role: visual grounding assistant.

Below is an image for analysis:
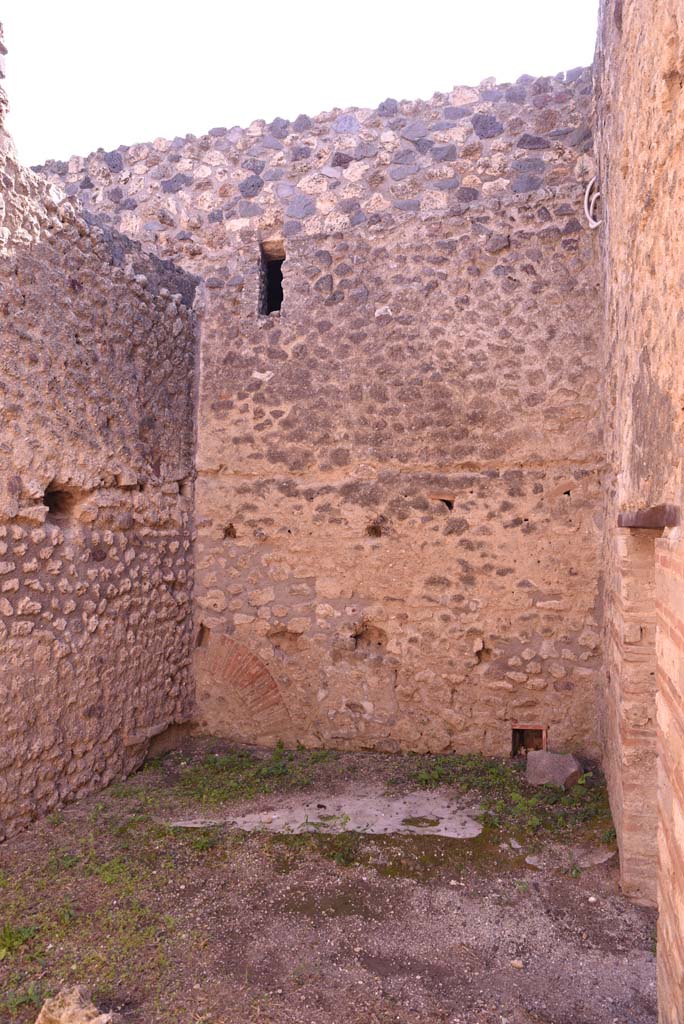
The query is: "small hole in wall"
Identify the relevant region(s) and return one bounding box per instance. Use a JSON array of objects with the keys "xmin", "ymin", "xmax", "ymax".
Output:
[
  {"xmin": 179, "ymin": 478, "xmax": 192, "ymax": 497},
  {"xmin": 260, "ymin": 243, "xmax": 285, "ymax": 315},
  {"xmin": 351, "ymin": 621, "xmax": 388, "ymax": 651},
  {"xmin": 223, "ymin": 523, "xmax": 237, "ymax": 539},
  {"xmin": 366, "ymin": 515, "xmax": 386, "ymax": 538},
  {"xmin": 563, "ymin": 490, "xmax": 571, "ymax": 497},
  {"xmin": 475, "ymin": 645, "xmax": 492, "ymax": 664},
  {"xmin": 268, "ymin": 625, "xmax": 302, "ymax": 654},
  {"xmin": 512, "ymin": 727, "xmax": 546, "ymax": 756},
  {"xmin": 429, "ymin": 494, "xmax": 455, "ymax": 511},
  {"xmin": 196, "ymin": 624, "xmax": 210, "ymax": 648},
  {"xmin": 43, "ymin": 484, "xmax": 79, "ymax": 521}
]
